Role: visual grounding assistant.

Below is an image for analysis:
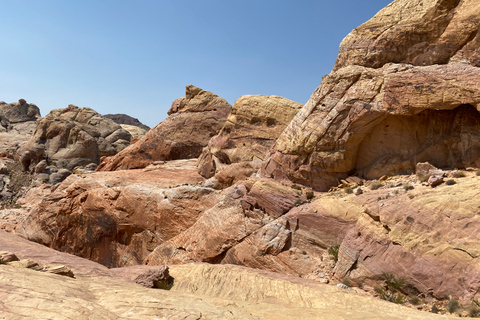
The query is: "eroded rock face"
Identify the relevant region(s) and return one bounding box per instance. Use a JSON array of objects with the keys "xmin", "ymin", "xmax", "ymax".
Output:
[
  {"xmin": 0, "ymin": 230, "xmax": 443, "ymax": 320},
  {"xmin": 197, "ymin": 95, "xmax": 302, "ymax": 179},
  {"xmin": 335, "ymin": 0, "xmax": 480, "ymax": 69},
  {"xmin": 16, "ymin": 160, "xmax": 219, "ymax": 268},
  {"xmin": 18, "ymin": 104, "xmax": 132, "ymax": 171},
  {"xmin": 104, "ymin": 113, "xmax": 150, "ymax": 131},
  {"xmin": 97, "ymin": 85, "xmax": 232, "ymax": 171},
  {"xmin": 263, "ymin": 0, "xmax": 480, "ymax": 191},
  {"xmin": 0, "ymin": 100, "xmax": 41, "ymax": 156}
]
